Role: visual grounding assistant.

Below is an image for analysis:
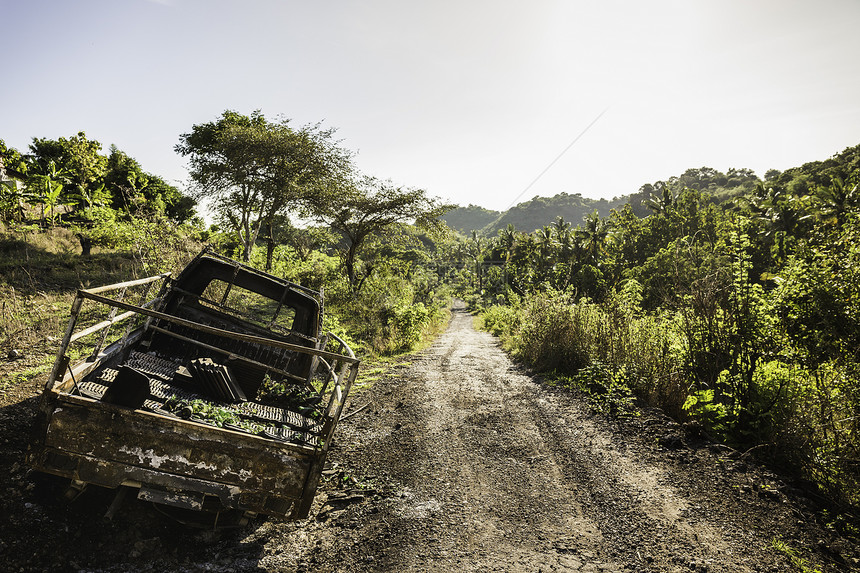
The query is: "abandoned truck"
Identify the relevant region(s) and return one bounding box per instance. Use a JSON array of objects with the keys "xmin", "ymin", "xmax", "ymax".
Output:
[{"xmin": 27, "ymin": 250, "xmax": 359, "ymax": 521}]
